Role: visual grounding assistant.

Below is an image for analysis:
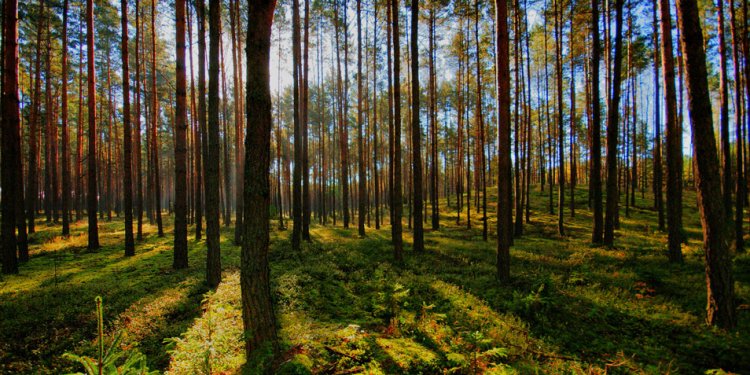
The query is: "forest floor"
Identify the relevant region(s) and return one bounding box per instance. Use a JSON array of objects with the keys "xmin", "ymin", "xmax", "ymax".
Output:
[{"xmin": 1, "ymin": 186, "xmax": 749, "ymax": 374}]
